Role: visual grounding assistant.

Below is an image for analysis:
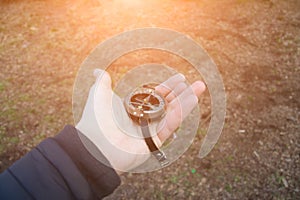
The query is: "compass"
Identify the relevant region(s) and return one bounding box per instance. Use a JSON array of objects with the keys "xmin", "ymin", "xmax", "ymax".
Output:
[
  {"xmin": 124, "ymin": 83, "xmax": 166, "ymax": 122},
  {"xmin": 124, "ymin": 83, "xmax": 169, "ymax": 167}
]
